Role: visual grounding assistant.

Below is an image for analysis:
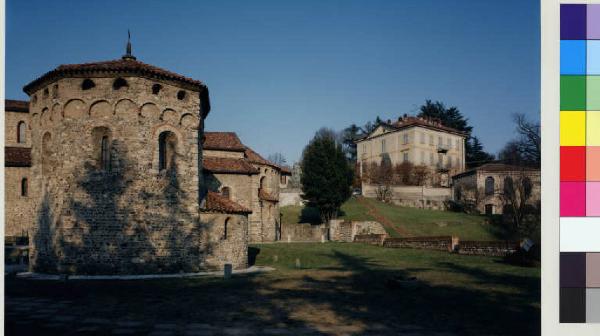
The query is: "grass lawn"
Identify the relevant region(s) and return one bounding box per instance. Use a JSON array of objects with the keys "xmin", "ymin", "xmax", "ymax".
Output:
[
  {"xmin": 281, "ymin": 197, "xmax": 512, "ymax": 240},
  {"xmin": 281, "ymin": 197, "xmax": 374, "ymax": 225},
  {"xmin": 6, "ymin": 243, "xmax": 540, "ymax": 335}
]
